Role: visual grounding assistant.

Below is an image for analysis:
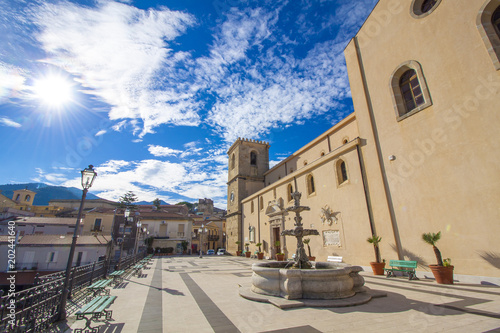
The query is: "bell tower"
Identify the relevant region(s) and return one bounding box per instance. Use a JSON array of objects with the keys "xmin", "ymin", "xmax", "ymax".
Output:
[{"xmin": 226, "ymin": 138, "xmax": 269, "ymax": 253}]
